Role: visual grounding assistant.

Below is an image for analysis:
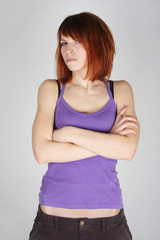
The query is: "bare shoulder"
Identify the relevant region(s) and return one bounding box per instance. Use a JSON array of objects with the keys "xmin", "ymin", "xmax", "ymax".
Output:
[
  {"xmin": 38, "ymin": 79, "xmax": 58, "ymax": 92},
  {"xmin": 37, "ymin": 79, "xmax": 59, "ymax": 112},
  {"xmin": 113, "ymin": 80, "xmax": 136, "ymax": 117},
  {"xmin": 114, "ymin": 79, "xmax": 132, "ymax": 88},
  {"xmin": 114, "ymin": 80, "xmax": 133, "ymax": 98}
]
